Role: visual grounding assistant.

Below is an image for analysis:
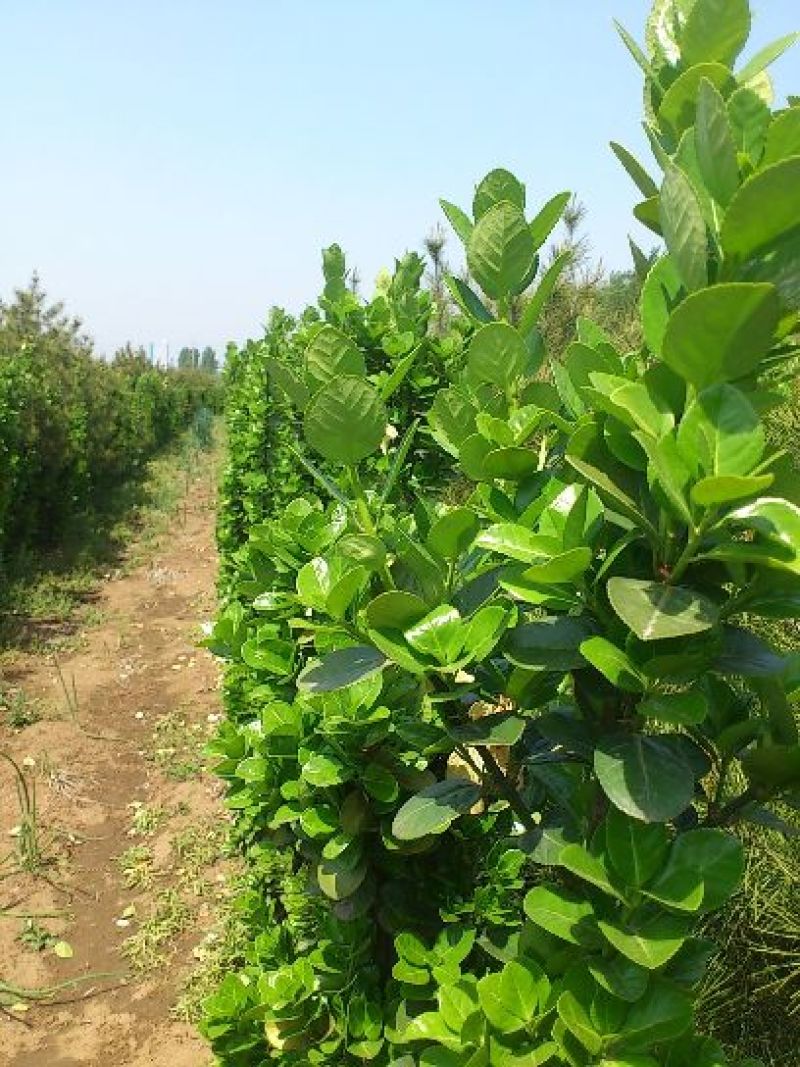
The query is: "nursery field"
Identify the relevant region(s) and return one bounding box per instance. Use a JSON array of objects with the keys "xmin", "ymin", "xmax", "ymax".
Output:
[{"xmin": 3, "ymin": 0, "xmax": 800, "ymax": 1066}]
